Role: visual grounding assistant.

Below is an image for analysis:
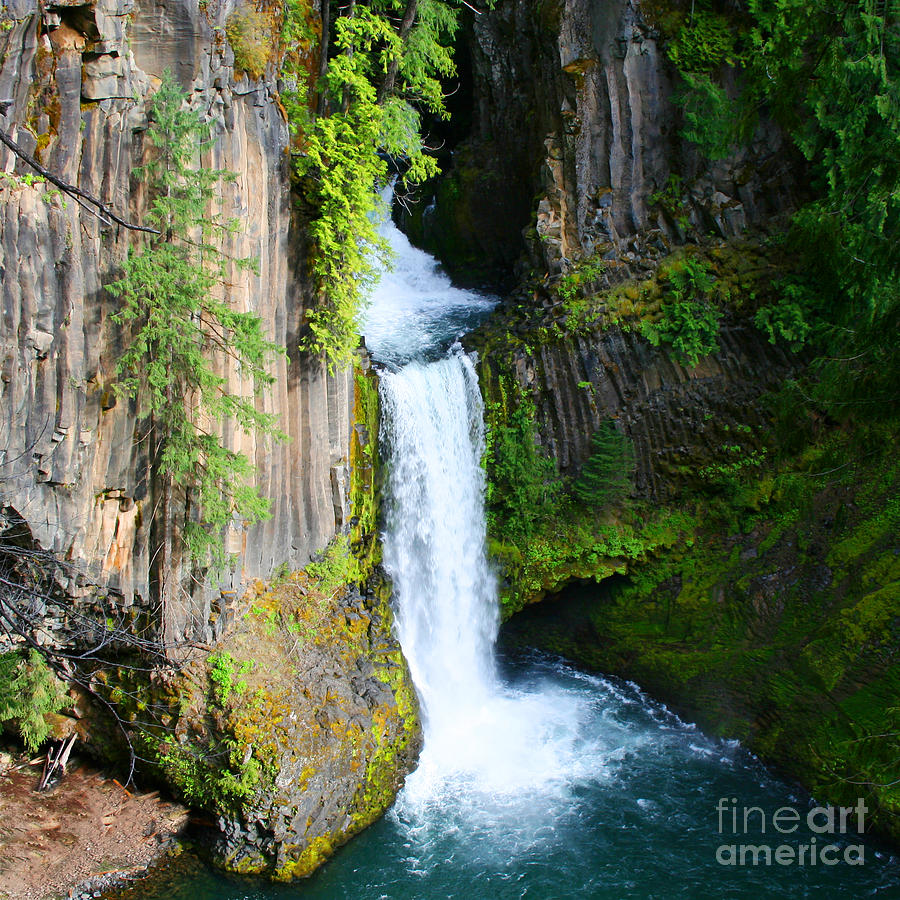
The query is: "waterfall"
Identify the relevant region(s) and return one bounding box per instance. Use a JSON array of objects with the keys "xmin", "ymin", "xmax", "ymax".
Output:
[
  {"xmin": 366, "ymin": 190, "xmax": 597, "ymax": 821},
  {"xmin": 379, "ymin": 352, "xmax": 499, "ymax": 770}
]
